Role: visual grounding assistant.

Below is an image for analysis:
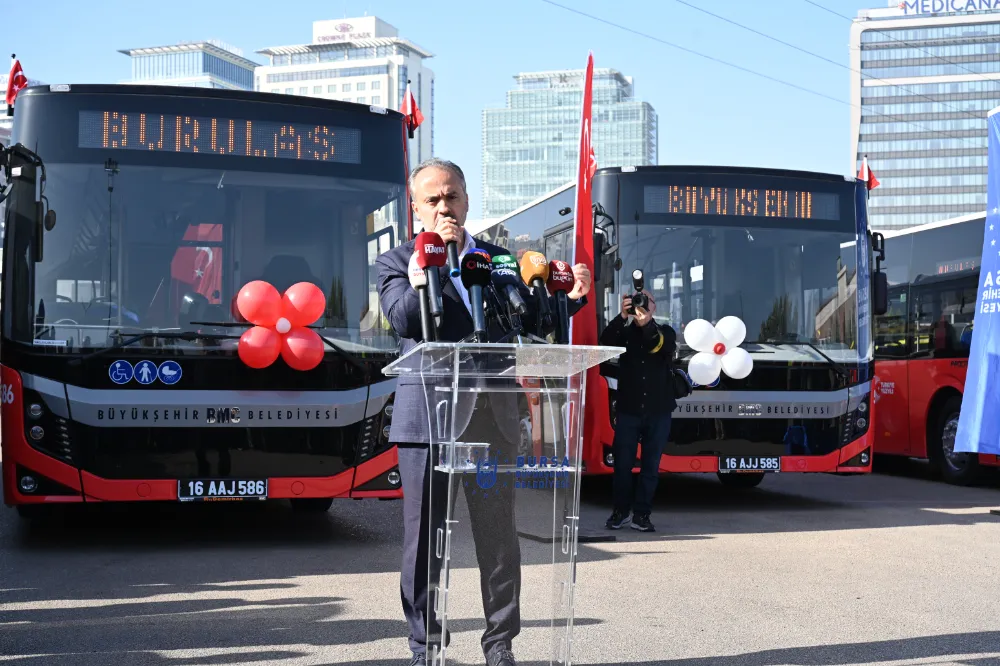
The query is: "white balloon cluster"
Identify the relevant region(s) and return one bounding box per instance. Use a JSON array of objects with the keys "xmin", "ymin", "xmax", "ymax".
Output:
[{"xmin": 682, "ymin": 316, "xmax": 754, "ymax": 387}]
